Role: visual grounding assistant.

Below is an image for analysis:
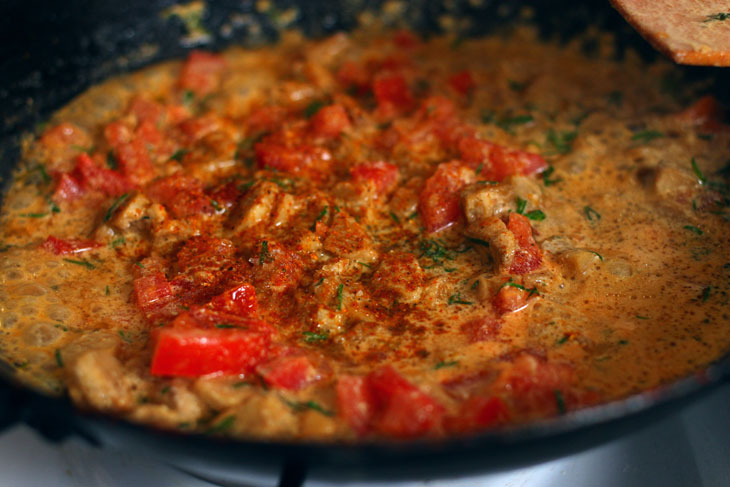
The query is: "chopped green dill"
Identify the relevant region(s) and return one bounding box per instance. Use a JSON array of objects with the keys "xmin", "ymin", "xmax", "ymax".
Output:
[
  {"xmin": 259, "ymin": 240, "xmax": 270, "ymax": 265},
  {"xmin": 698, "ymin": 134, "xmax": 714, "ymax": 141},
  {"xmin": 169, "ymin": 149, "xmax": 188, "ymax": 162},
  {"xmin": 684, "ymin": 225, "xmax": 703, "ymax": 235},
  {"xmin": 46, "ymin": 196, "xmax": 60, "ymax": 214},
  {"xmin": 389, "ymin": 211, "xmax": 400, "ymax": 223},
  {"xmin": 63, "ymin": 258, "xmax": 96, "ymax": 270},
  {"xmin": 466, "ymin": 236, "xmax": 490, "ymax": 248},
  {"xmin": 500, "ymin": 278, "xmax": 539, "ymax": 296},
  {"xmin": 508, "ymin": 79, "xmax": 526, "ymax": 92},
  {"xmin": 110, "ymin": 237, "xmax": 126, "ymax": 248},
  {"xmin": 572, "ymin": 110, "xmax": 591, "ymax": 126},
  {"xmin": 443, "ymin": 267, "xmax": 457, "ymax": 273},
  {"xmin": 631, "ymin": 130, "xmax": 664, "ymax": 143},
  {"xmin": 434, "ymin": 360, "xmax": 459, "ymax": 370},
  {"xmin": 701, "ymin": 286, "xmax": 712, "ymax": 302},
  {"xmin": 105, "ymin": 285, "xmax": 110, "ymax": 296},
  {"xmin": 475, "ymin": 163, "xmax": 483, "ymax": 175},
  {"xmin": 419, "ymin": 239, "xmax": 453, "ymax": 264},
  {"xmin": 607, "ymin": 90, "xmax": 623, "ymax": 107},
  {"xmin": 106, "ymin": 151, "xmax": 118, "ymax": 170},
  {"xmin": 182, "ymin": 90, "xmax": 195, "ymax": 105},
  {"xmin": 118, "ymin": 330, "xmax": 133, "ymax": 343},
  {"xmin": 134, "ymin": 262, "xmax": 144, "ymax": 269},
  {"xmin": 470, "ymin": 280, "xmax": 480, "ymax": 290},
  {"xmin": 556, "ymin": 335, "xmax": 570, "ymax": 345},
  {"xmin": 704, "ymin": 12, "xmax": 730, "ymax": 22},
  {"xmin": 160, "ymin": 386, "xmax": 171, "ymax": 394},
  {"xmin": 312, "ymin": 206, "xmax": 328, "ymax": 229},
  {"xmin": 30, "ymin": 164, "xmax": 52, "ymax": 185},
  {"xmin": 447, "ymin": 291, "xmax": 472, "ymax": 305},
  {"xmin": 526, "ymin": 209, "xmax": 546, "ymax": 221},
  {"xmin": 55, "ymin": 349, "xmax": 64, "ymax": 367},
  {"xmin": 232, "ymin": 381, "xmax": 250, "ymax": 389},
  {"xmin": 210, "ymin": 199, "xmax": 221, "ymax": 211},
  {"xmin": 336, "ymin": 283, "xmax": 344, "ymax": 311},
  {"xmin": 303, "ymin": 331, "xmax": 329, "ymax": 343},
  {"xmin": 314, "ymin": 277, "xmax": 325, "ymax": 287},
  {"xmin": 618, "ymin": 339, "xmax": 629, "ymax": 345},
  {"xmin": 546, "ymin": 129, "xmax": 577, "ymax": 155},
  {"xmin": 542, "ymin": 166, "xmax": 562, "ymax": 186},
  {"xmin": 497, "ymin": 114, "xmax": 534, "ymax": 133},
  {"xmin": 636, "ymin": 315, "xmax": 649, "ymax": 320},
  {"xmin": 554, "ymin": 390, "xmax": 566, "ymax": 414},
  {"xmin": 54, "ymin": 324, "xmax": 68, "ymax": 332},
  {"xmin": 583, "ymin": 206, "xmax": 601, "ymax": 221},
  {"xmin": 691, "ymin": 157, "xmax": 706, "ymax": 185},
  {"xmin": 215, "ymin": 324, "xmax": 240, "ymax": 329},
  {"xmin": 205, "ymin": 415, "xmax": 236, "ymax": 435},
  {"xmin": 282, "ymin": 399, "xmax": 335, "ymax": 417},
  {"xmin": 304, "ymin": 100, "xmax": 325, "ymax": 119},
  {"xmin": 480, "ymin": 109, "xmax": 496, "ymax": 124},
  {"xmin": 587, "ymin": 250, "xmax": 604, "ymax": 261},
  {"xmin": 357, "ymin": 261, "xmax": 373, "ymax": 269},
  {"xmin": 516, "ymin": 197, "xmax": 527, "ymax": 214},
  {"xmin": 19, "ymin": 213, "xmax": 47, "ymax": 218},
  {"xmin": 104, "ymin": 193, "xmax": 130, "ymax": 222}
]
